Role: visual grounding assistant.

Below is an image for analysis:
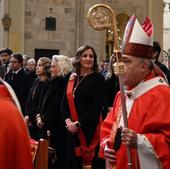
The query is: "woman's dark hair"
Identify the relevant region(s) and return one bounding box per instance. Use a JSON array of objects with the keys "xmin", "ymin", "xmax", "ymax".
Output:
[{"xmin": 73, "ymin": 45, "xmax": 98, "ymax": 74}]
